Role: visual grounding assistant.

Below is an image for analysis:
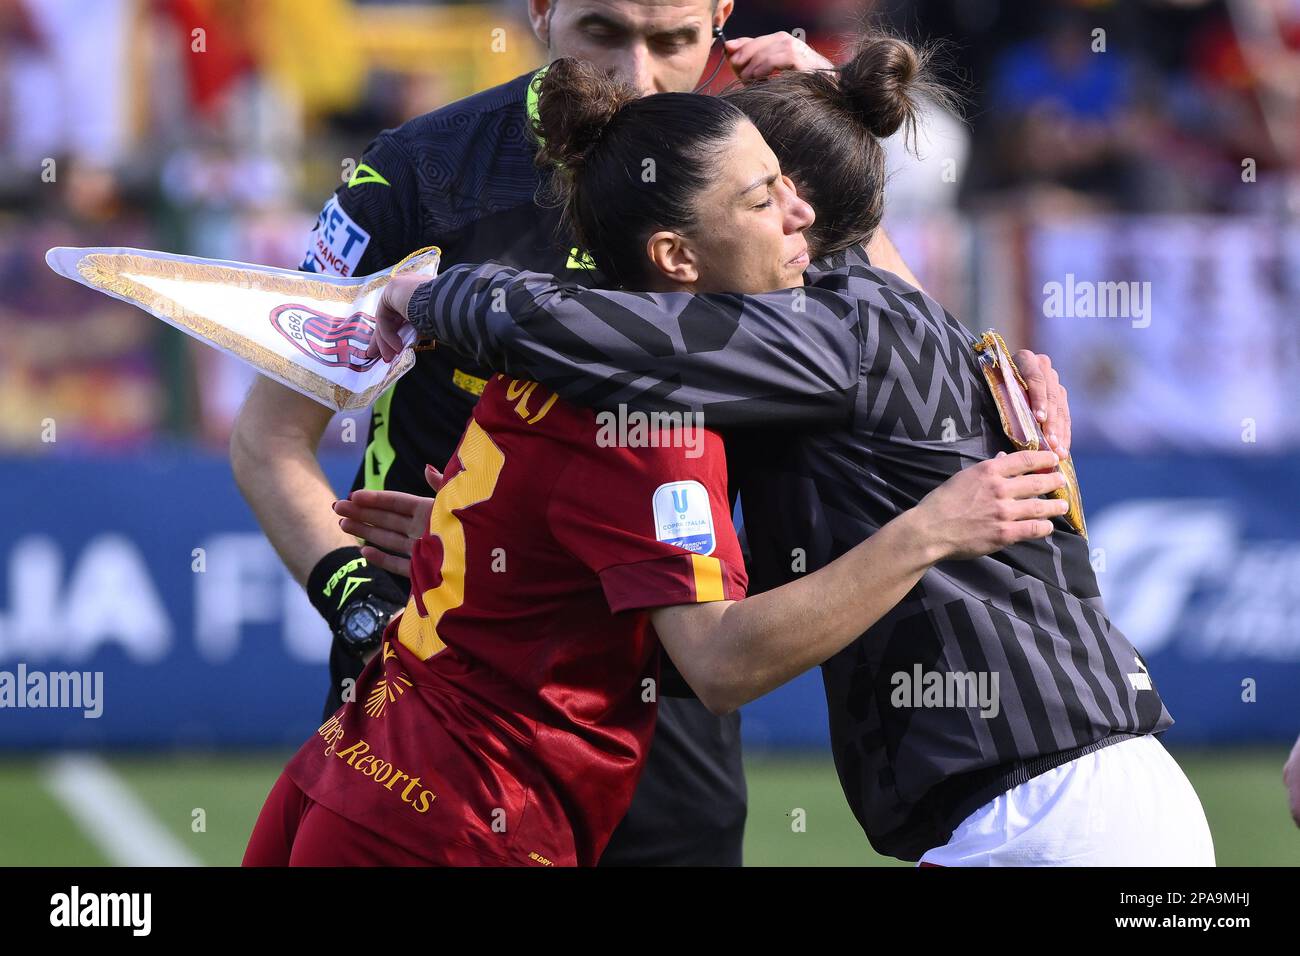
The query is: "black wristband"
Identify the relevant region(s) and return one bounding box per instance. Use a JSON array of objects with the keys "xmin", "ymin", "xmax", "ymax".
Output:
[{"xmin": 306, "ymin": 546, "xmax": 407, "ymax": 630}]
